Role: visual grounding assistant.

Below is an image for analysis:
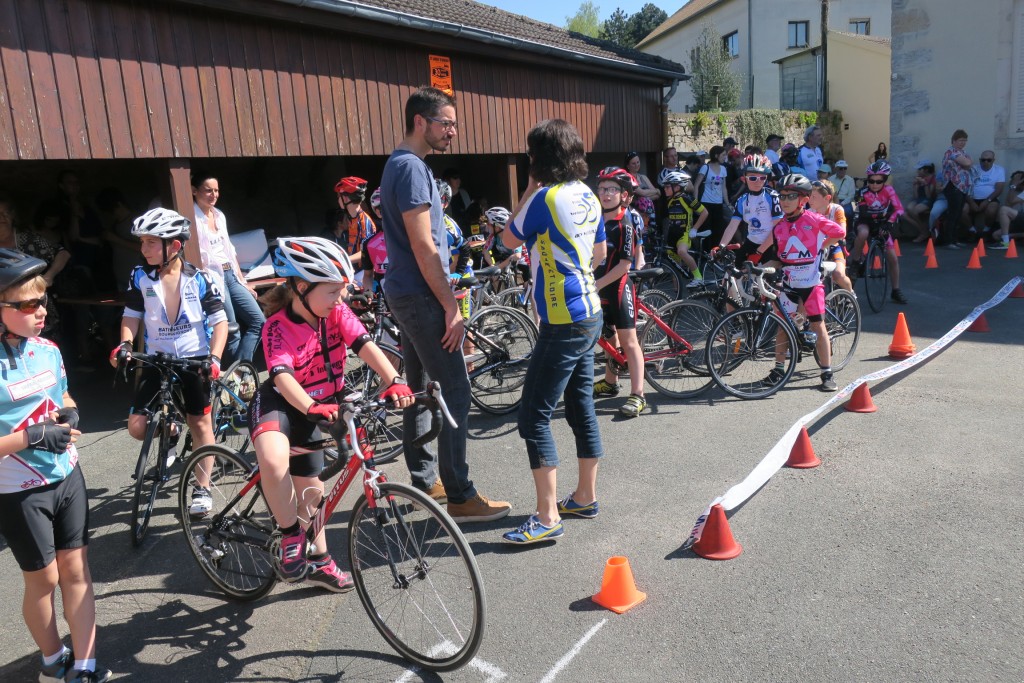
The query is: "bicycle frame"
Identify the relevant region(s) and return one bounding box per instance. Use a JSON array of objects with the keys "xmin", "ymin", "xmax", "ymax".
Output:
[{"xmin": 597, "ymin": 289, "xmax": 695, "ymax": 368}]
